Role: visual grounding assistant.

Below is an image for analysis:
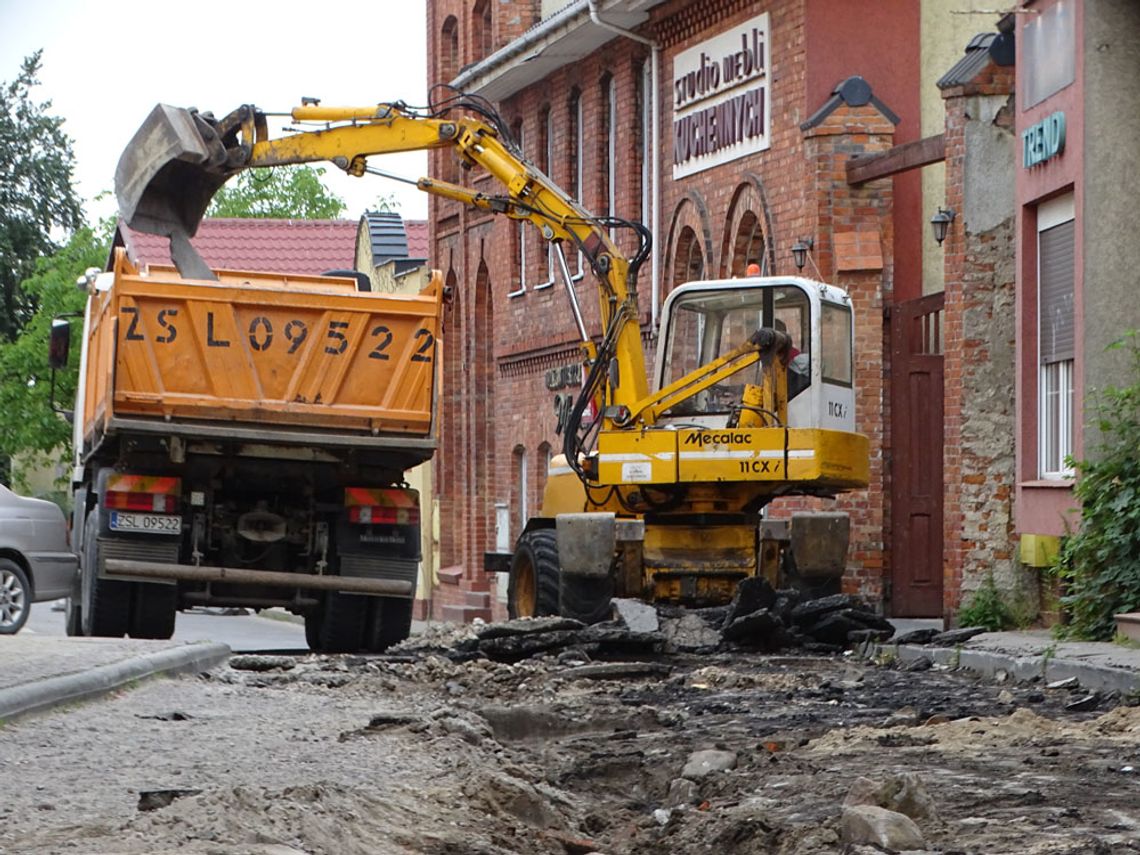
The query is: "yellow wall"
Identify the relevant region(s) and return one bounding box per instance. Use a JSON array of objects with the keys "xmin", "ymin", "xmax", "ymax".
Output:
[
  {"xmin": 355, "ymin": 222, "xmax": 439, "ymax": 599},
  {"xmin": 920, "ymin": 0, "xmax": 1002, "ymax": 295}
]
